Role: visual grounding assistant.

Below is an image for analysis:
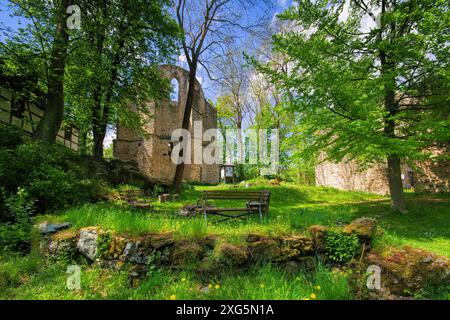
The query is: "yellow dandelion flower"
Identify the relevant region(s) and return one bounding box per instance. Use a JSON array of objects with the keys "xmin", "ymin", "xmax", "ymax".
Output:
[
  {"xmin": 260, "ymin": 284, "xmax": 265, "ymax": 288},
  {"xmin": 169, "ymin": 294, "xmax": 177, "ymax": 300},
  {"xmin": 316, "ymin": 285, "xmax": 321, "ymax": 290},
  {"xmin": 181, "ymin": 277, "xmax": 186, "ymax": 282},
  {"xmin": 208, "ymin": 284, "xmax": 213, "ymax": 288},
  {"xmin": 215, "ymin": 284, "xmax": 220, "ymax": 289},
  {"xmin": 310, "ymin": 293, "xmax": 317, "ymax": 299}
]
